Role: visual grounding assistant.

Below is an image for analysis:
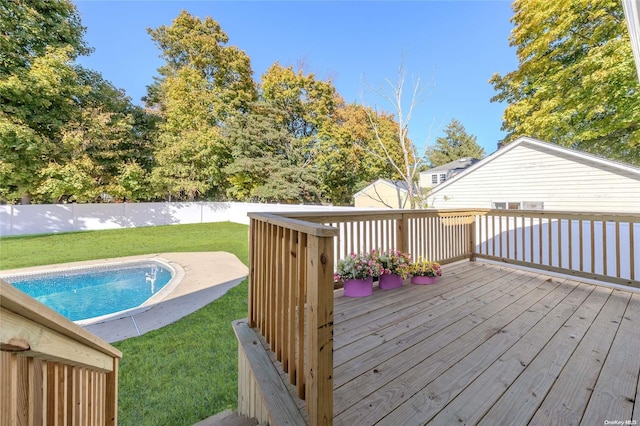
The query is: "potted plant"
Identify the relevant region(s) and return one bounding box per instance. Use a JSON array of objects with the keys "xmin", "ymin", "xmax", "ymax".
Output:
[
  {"xmin": 374, "ymin": 249, "xmax": 413, "ymax": 290},
  {"xmin": 409, "ymin": 258, "xmax": 442, "ymax": 285},
  {"xmin": 334, "ymin": 252, "xmax": 383, "ymax": 297}
]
